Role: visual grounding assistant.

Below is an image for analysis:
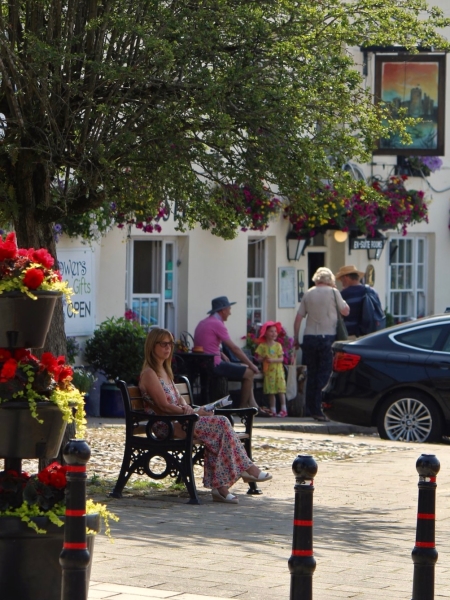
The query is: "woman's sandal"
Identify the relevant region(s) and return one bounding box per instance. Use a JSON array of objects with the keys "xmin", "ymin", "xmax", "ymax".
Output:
[
  {"xmin": 241, "ymin": 470, "xmax": 273, "ymax": 484},
  {"xmin": 211, "ymin": 488, "xmax": 239, "ymax": 504},
  {"xmin": 277, "ymin": 410, "xmax": 288, "ymax": 418},
  {"xmin": 256, "ymin": 407, "xmax": 272, "ymax": 418}
]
